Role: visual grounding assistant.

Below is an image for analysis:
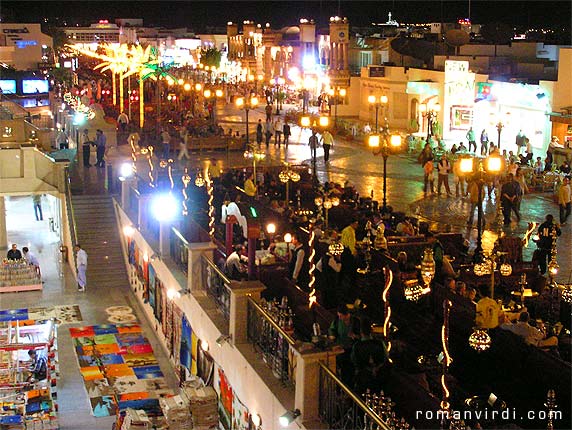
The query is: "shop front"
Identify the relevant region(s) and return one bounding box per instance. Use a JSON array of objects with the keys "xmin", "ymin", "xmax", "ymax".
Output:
[{"xmin": 472, "ymin": 80, "xmax": 552, "ymax": 156}]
